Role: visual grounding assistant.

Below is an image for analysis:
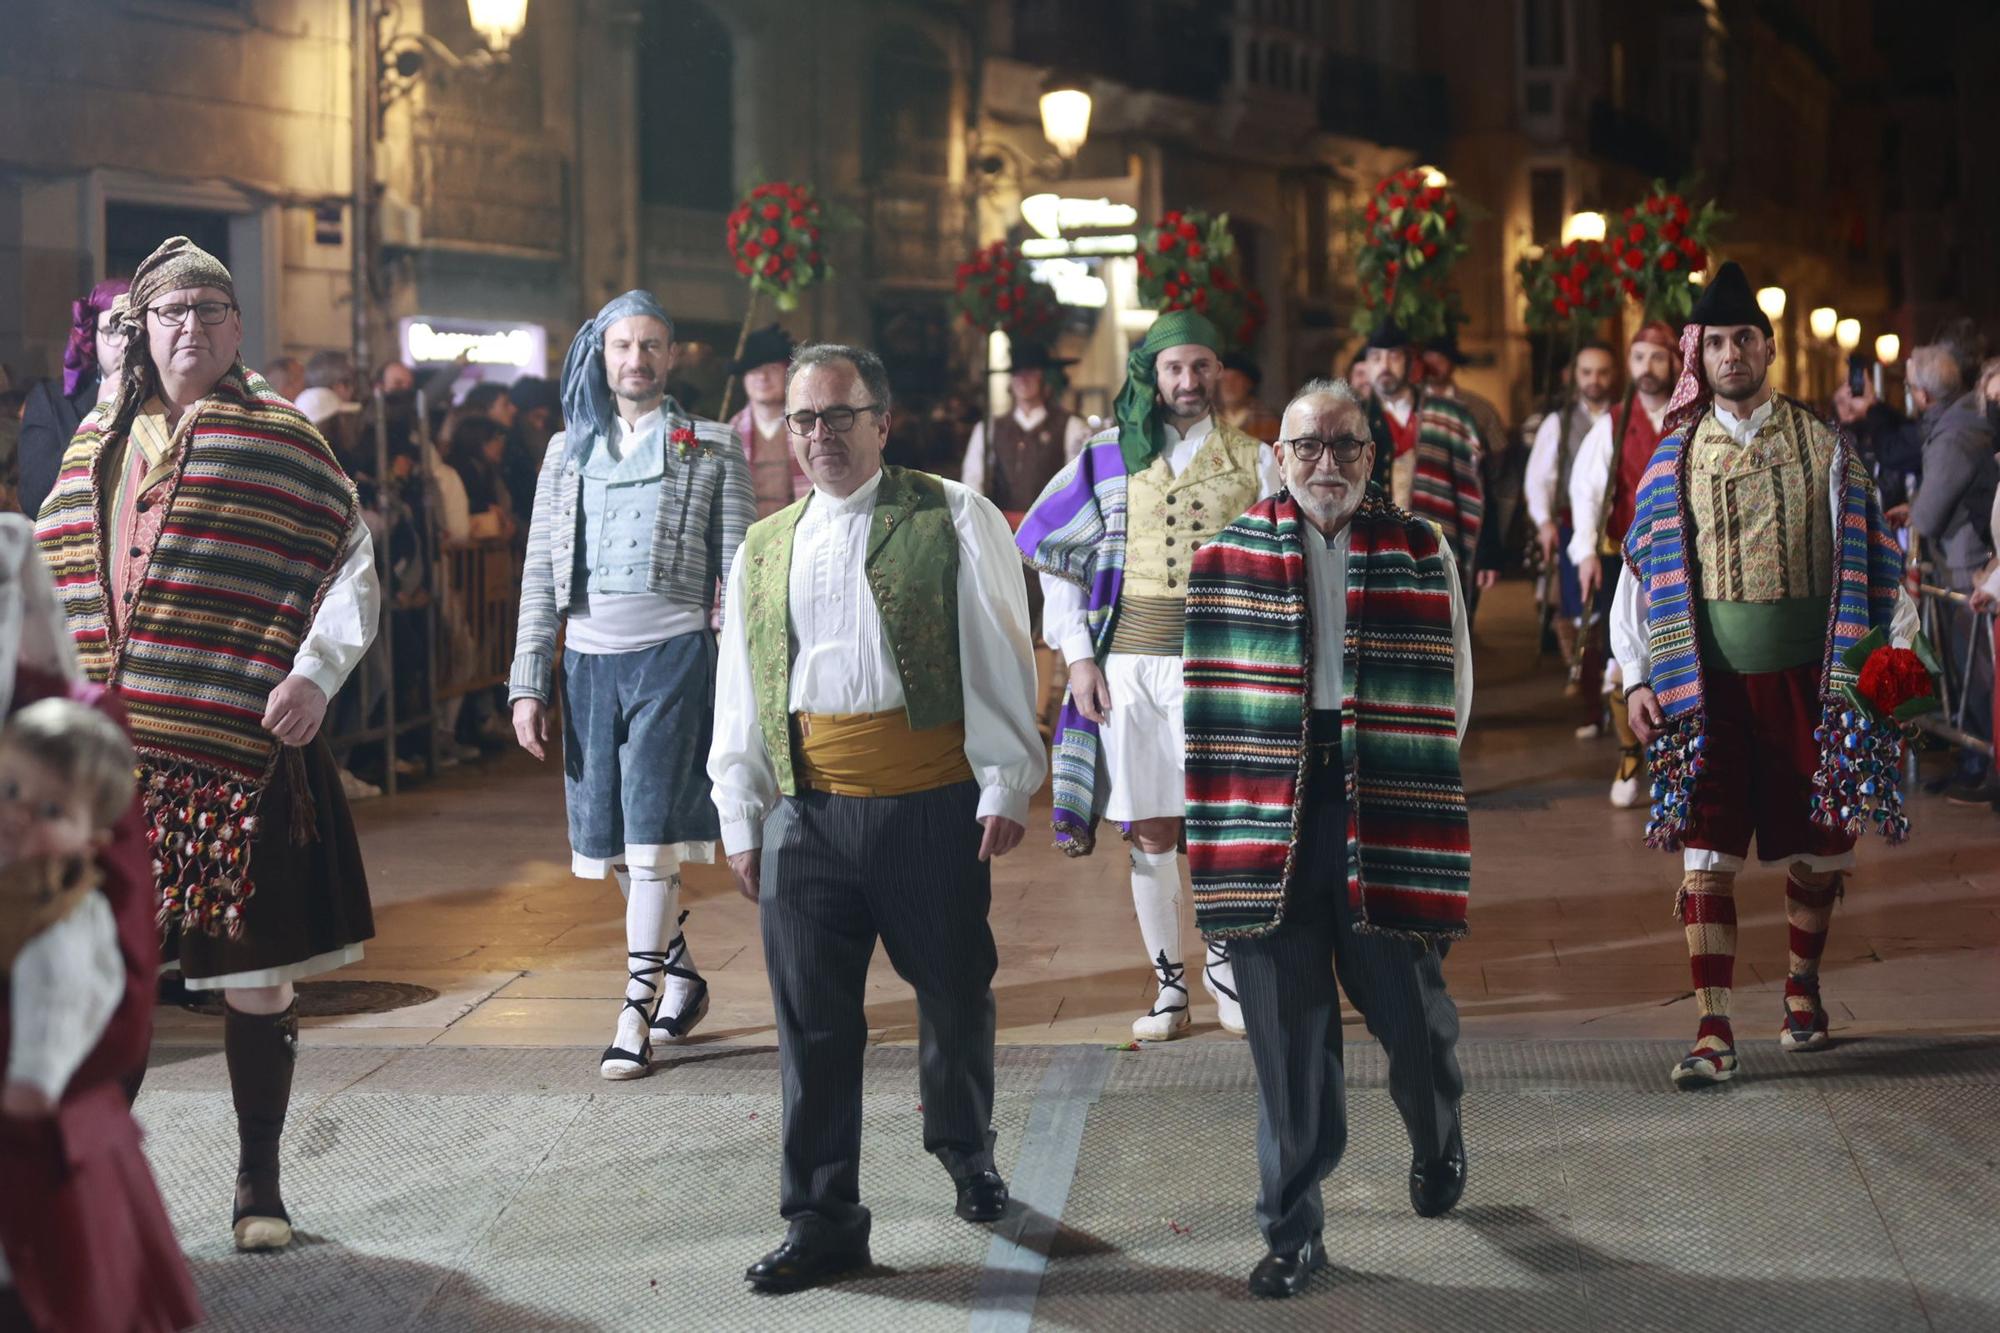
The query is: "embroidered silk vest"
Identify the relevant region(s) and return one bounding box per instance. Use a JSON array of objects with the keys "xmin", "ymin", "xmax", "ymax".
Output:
[
  {"xmin": 1686, "ymin": 400, "xmax": 1836, "ymax": 603},
  {"xmin": 739, "ymin": 466, "xmax": 964, "ymax": 795}
]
